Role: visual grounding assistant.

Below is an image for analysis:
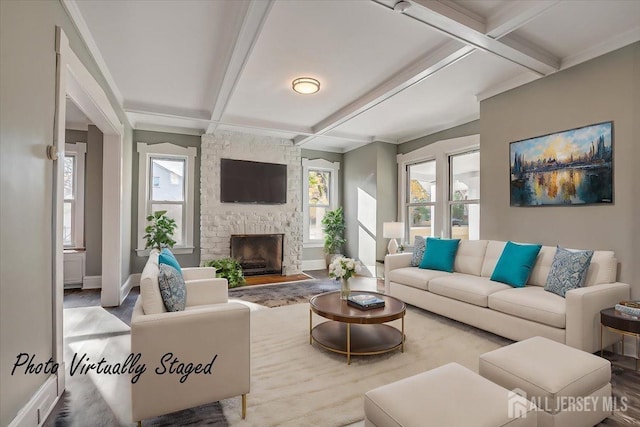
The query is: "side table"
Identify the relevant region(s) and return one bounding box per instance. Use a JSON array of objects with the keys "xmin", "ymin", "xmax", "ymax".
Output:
[{"xmin": 600, "ymin": 307, "xmax": 639, "ymax": 370}]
